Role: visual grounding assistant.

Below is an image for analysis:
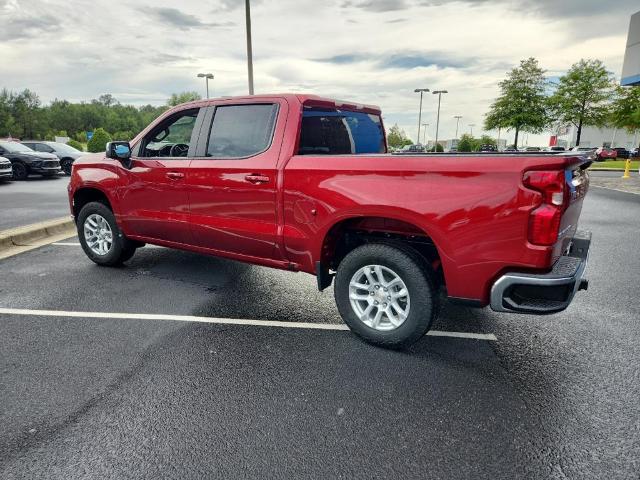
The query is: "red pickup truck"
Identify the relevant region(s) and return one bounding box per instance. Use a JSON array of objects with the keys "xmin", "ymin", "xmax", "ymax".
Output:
[{"xmin": 68, "ymin": 94, "xmax": 591, "ymax": 348}]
